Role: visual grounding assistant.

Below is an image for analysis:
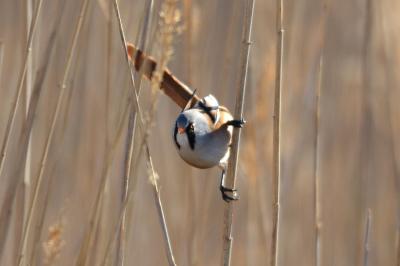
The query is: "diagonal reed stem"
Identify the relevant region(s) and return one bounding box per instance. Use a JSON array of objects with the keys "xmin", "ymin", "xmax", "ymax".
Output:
[
  {"xmin": 117, "ymin": 0, "xmax": 155, "ymax": 264},
  {"xmin": 145, "ymin": 145, "xmax": 177, "ymax": 266},
  {"xmin": 17, "ymin": 0, "xmax": 91, "ymax": 264},
  {"xmin": 0, "ymin": 0, "xmax": 44, "ymax": 181},
  {"xmin": 271, "ymin": 0, "xmax": 284, "ymax": 265},
  {"xmin": 100, "ymin": 1, "xmax": 177, "ymax": 265},
  {"xmin": 221, "ymin": 0, "xmax": 255, "ymax": 265}
]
